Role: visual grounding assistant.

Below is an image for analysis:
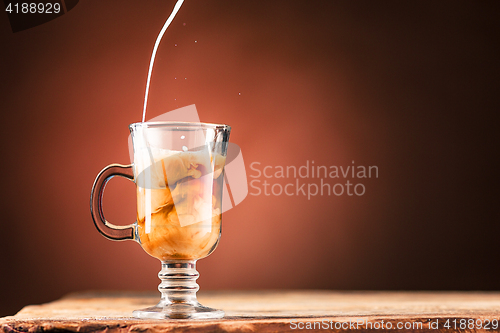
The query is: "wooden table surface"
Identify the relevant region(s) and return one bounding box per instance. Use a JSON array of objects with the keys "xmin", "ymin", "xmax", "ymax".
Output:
[{"xmin": 2, "ymin": 291, "xmax": 500, "ymax": 332}]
